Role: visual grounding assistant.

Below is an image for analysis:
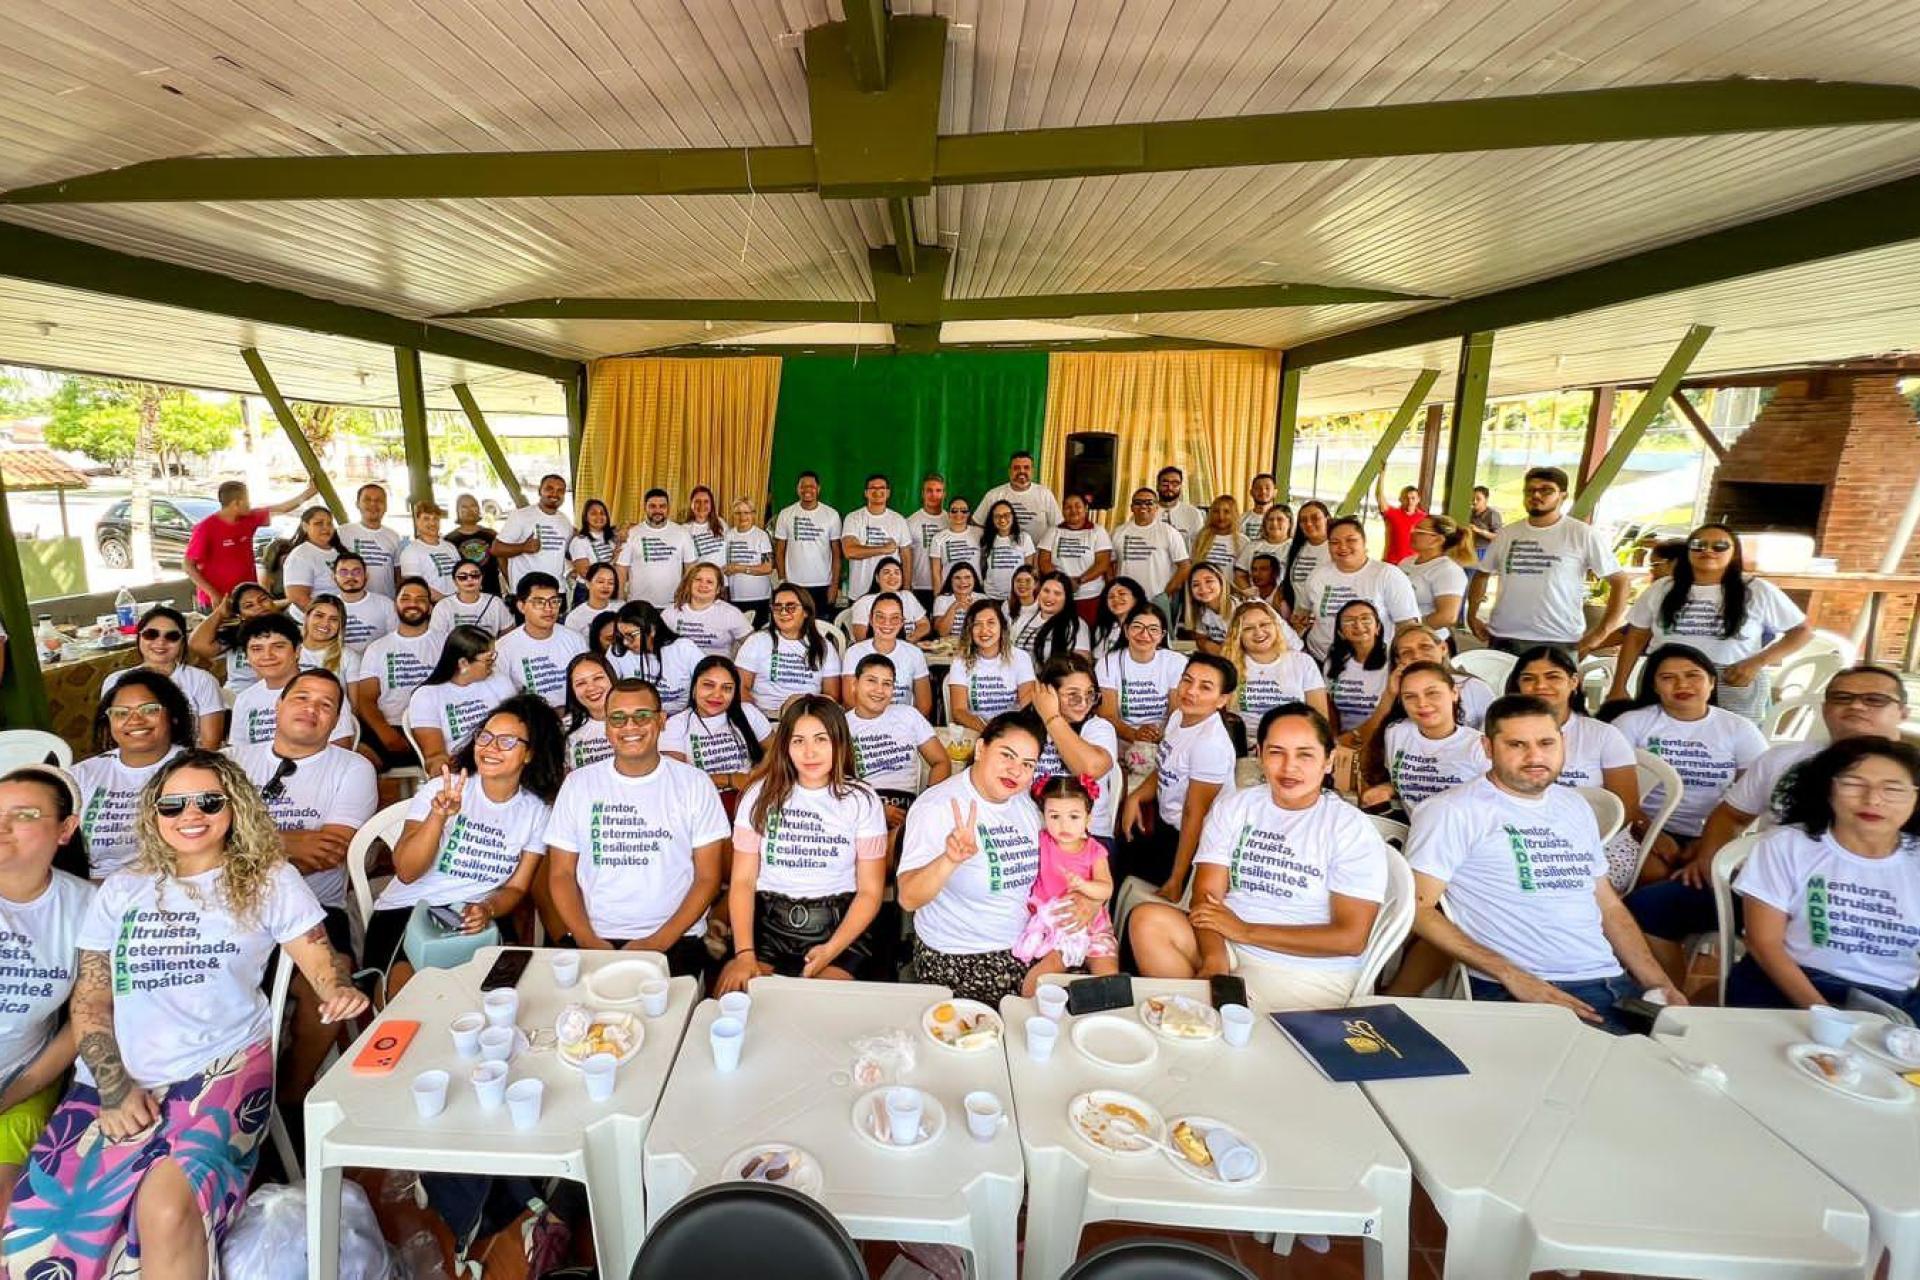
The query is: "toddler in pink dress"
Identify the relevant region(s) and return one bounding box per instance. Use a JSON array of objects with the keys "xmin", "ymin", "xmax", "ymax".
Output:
[{"xmin": 1014, "ymin": 773, "xmax": 1118, "ymax": 984}]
